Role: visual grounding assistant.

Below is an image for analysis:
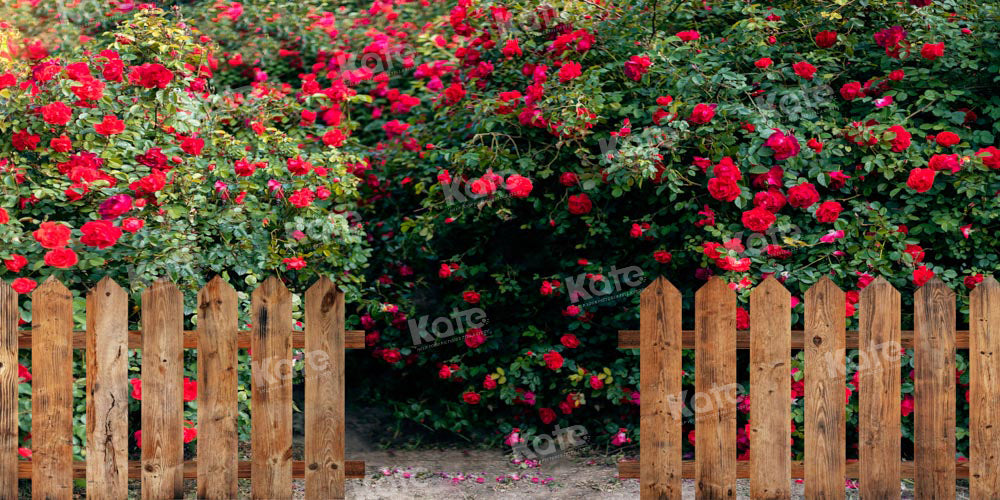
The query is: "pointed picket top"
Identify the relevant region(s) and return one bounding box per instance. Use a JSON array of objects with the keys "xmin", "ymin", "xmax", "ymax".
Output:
[
  {"xmin": 695, "ymin": 275, "xmax": 733, "ymax": 299},
  {"xmin": 806, "ymin": 275, "xmax": 844, "ymax": 297},
  {"xmin": 859, "ymin": 275, "xmax": 898, "ymax": 299},
  {"xmin": 34, "ymin": 275, "xmax": 71, "ymax": 298},
  {"xmin": 198, "ymin": 276, "xmax": 237, "ymax": 310},
  {"xmin": 306, "ymin": 275, "xmax": 343, "ymax": 297},
  {"xmin": 970, "ymin": 275, "xmax": 999, "ymax": 301},
  {"xmin": 914, "ymin": 276, "xmax": 955, "ymax": 302},
  {"xmin": 90, "ymin": 276, "xmax": 125, "ymax": 299},
  {"xmin": 751, "ymin": 275, "xmax": 790, "ymax": 300},
  {"xmin": 640, "ymin": 275, "xmax": 679, "ymax": 300},
  {"xmin": 252, "ymin": 275, "xmax": 291, "ymax": 303},
  {"xmin": 143, "ymin": 277, "xmax": 180, "ymax": 296}
]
